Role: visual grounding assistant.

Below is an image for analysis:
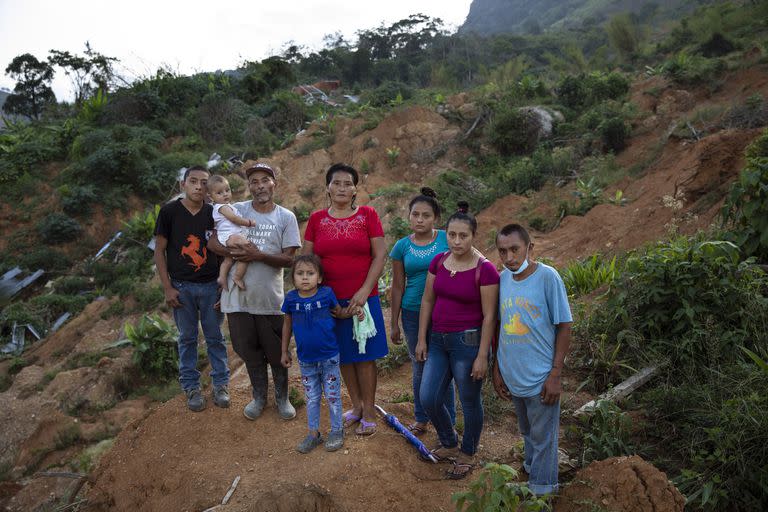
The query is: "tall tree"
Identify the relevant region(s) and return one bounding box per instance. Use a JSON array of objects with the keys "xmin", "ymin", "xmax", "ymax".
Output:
[
  {"xmin": 48, "ymin": 42, "xmax": 117, "ymax": 105},
  {"xmin": 3, "ymin": 53, "xmax": 56, "ymax": 119}
]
